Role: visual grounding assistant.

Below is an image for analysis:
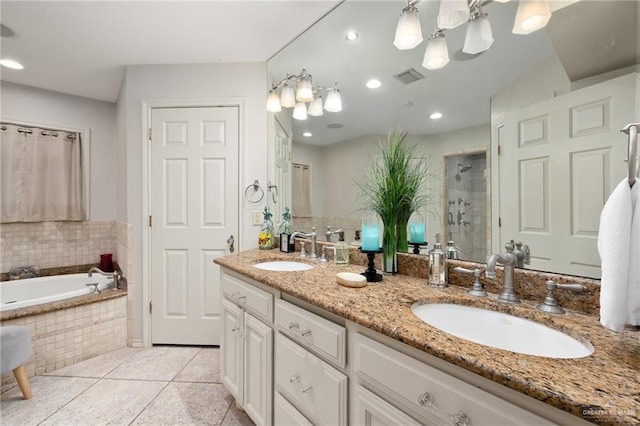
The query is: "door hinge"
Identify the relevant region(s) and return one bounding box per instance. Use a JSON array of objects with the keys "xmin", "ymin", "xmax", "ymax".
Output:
[
  {"xmin": 149, "ymin": 215, "xmax": 152, "ymax": 227},
  {"xmin": 498, "ymin": 217, "xmax": 502, "ymax": 227},
  {"xmin": 497, "ymin": 144, "xmax": 501, "ymax": 156},
  {"xmin": 149, "ymin": 301, "xmax": 152, "ymax": 314},
  {"xmin": 148, "ymin": 128, "xmax": 152, "ymax": 141}
]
